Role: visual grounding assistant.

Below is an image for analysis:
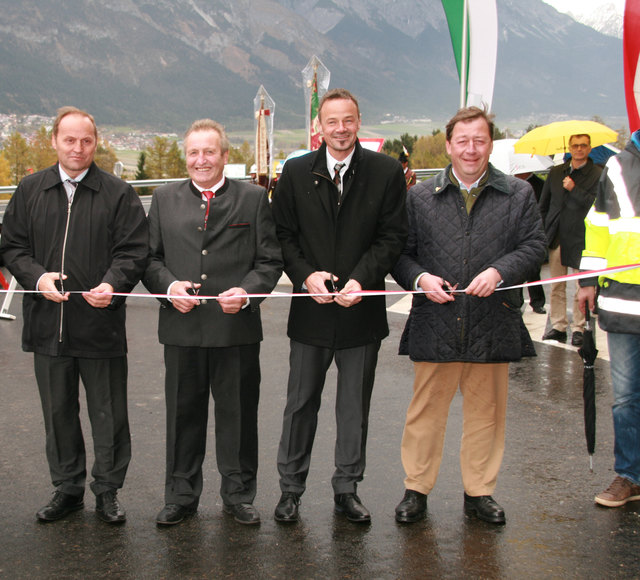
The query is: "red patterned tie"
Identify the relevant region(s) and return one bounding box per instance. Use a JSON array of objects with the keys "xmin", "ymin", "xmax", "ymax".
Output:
[{"xmin": 202, "ymin": 190, "xmax": 214, "ymax": 229}]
